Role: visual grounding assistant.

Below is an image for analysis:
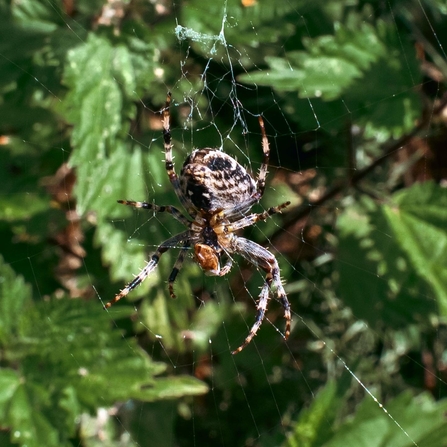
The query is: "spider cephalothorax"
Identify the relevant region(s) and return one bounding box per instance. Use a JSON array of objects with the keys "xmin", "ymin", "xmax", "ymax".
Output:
[{"xmin": 105, "ymin": 93, "xmax": 291, "ymax": 354}]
